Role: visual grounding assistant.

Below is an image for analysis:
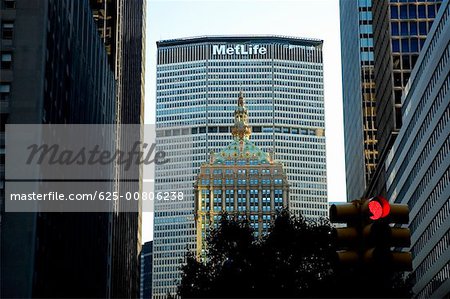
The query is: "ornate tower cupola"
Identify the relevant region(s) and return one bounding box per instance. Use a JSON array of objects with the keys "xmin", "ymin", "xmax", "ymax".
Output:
[{"xmin": 231, "ymin": 91, "xmax": 252, "ymax": 140}]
